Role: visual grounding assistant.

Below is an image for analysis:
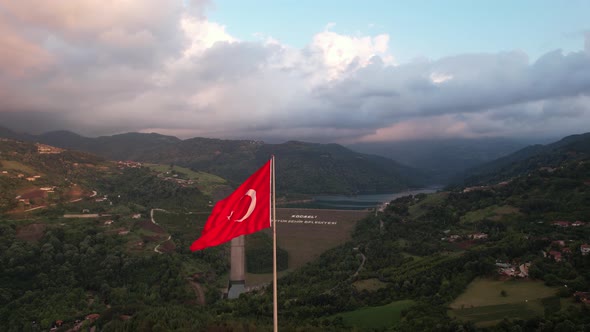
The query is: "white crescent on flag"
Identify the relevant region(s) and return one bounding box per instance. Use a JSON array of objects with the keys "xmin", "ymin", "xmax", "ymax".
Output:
[{"xmin": 234, "ymin": 189, "xmax": 257, "ymax": 222}]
